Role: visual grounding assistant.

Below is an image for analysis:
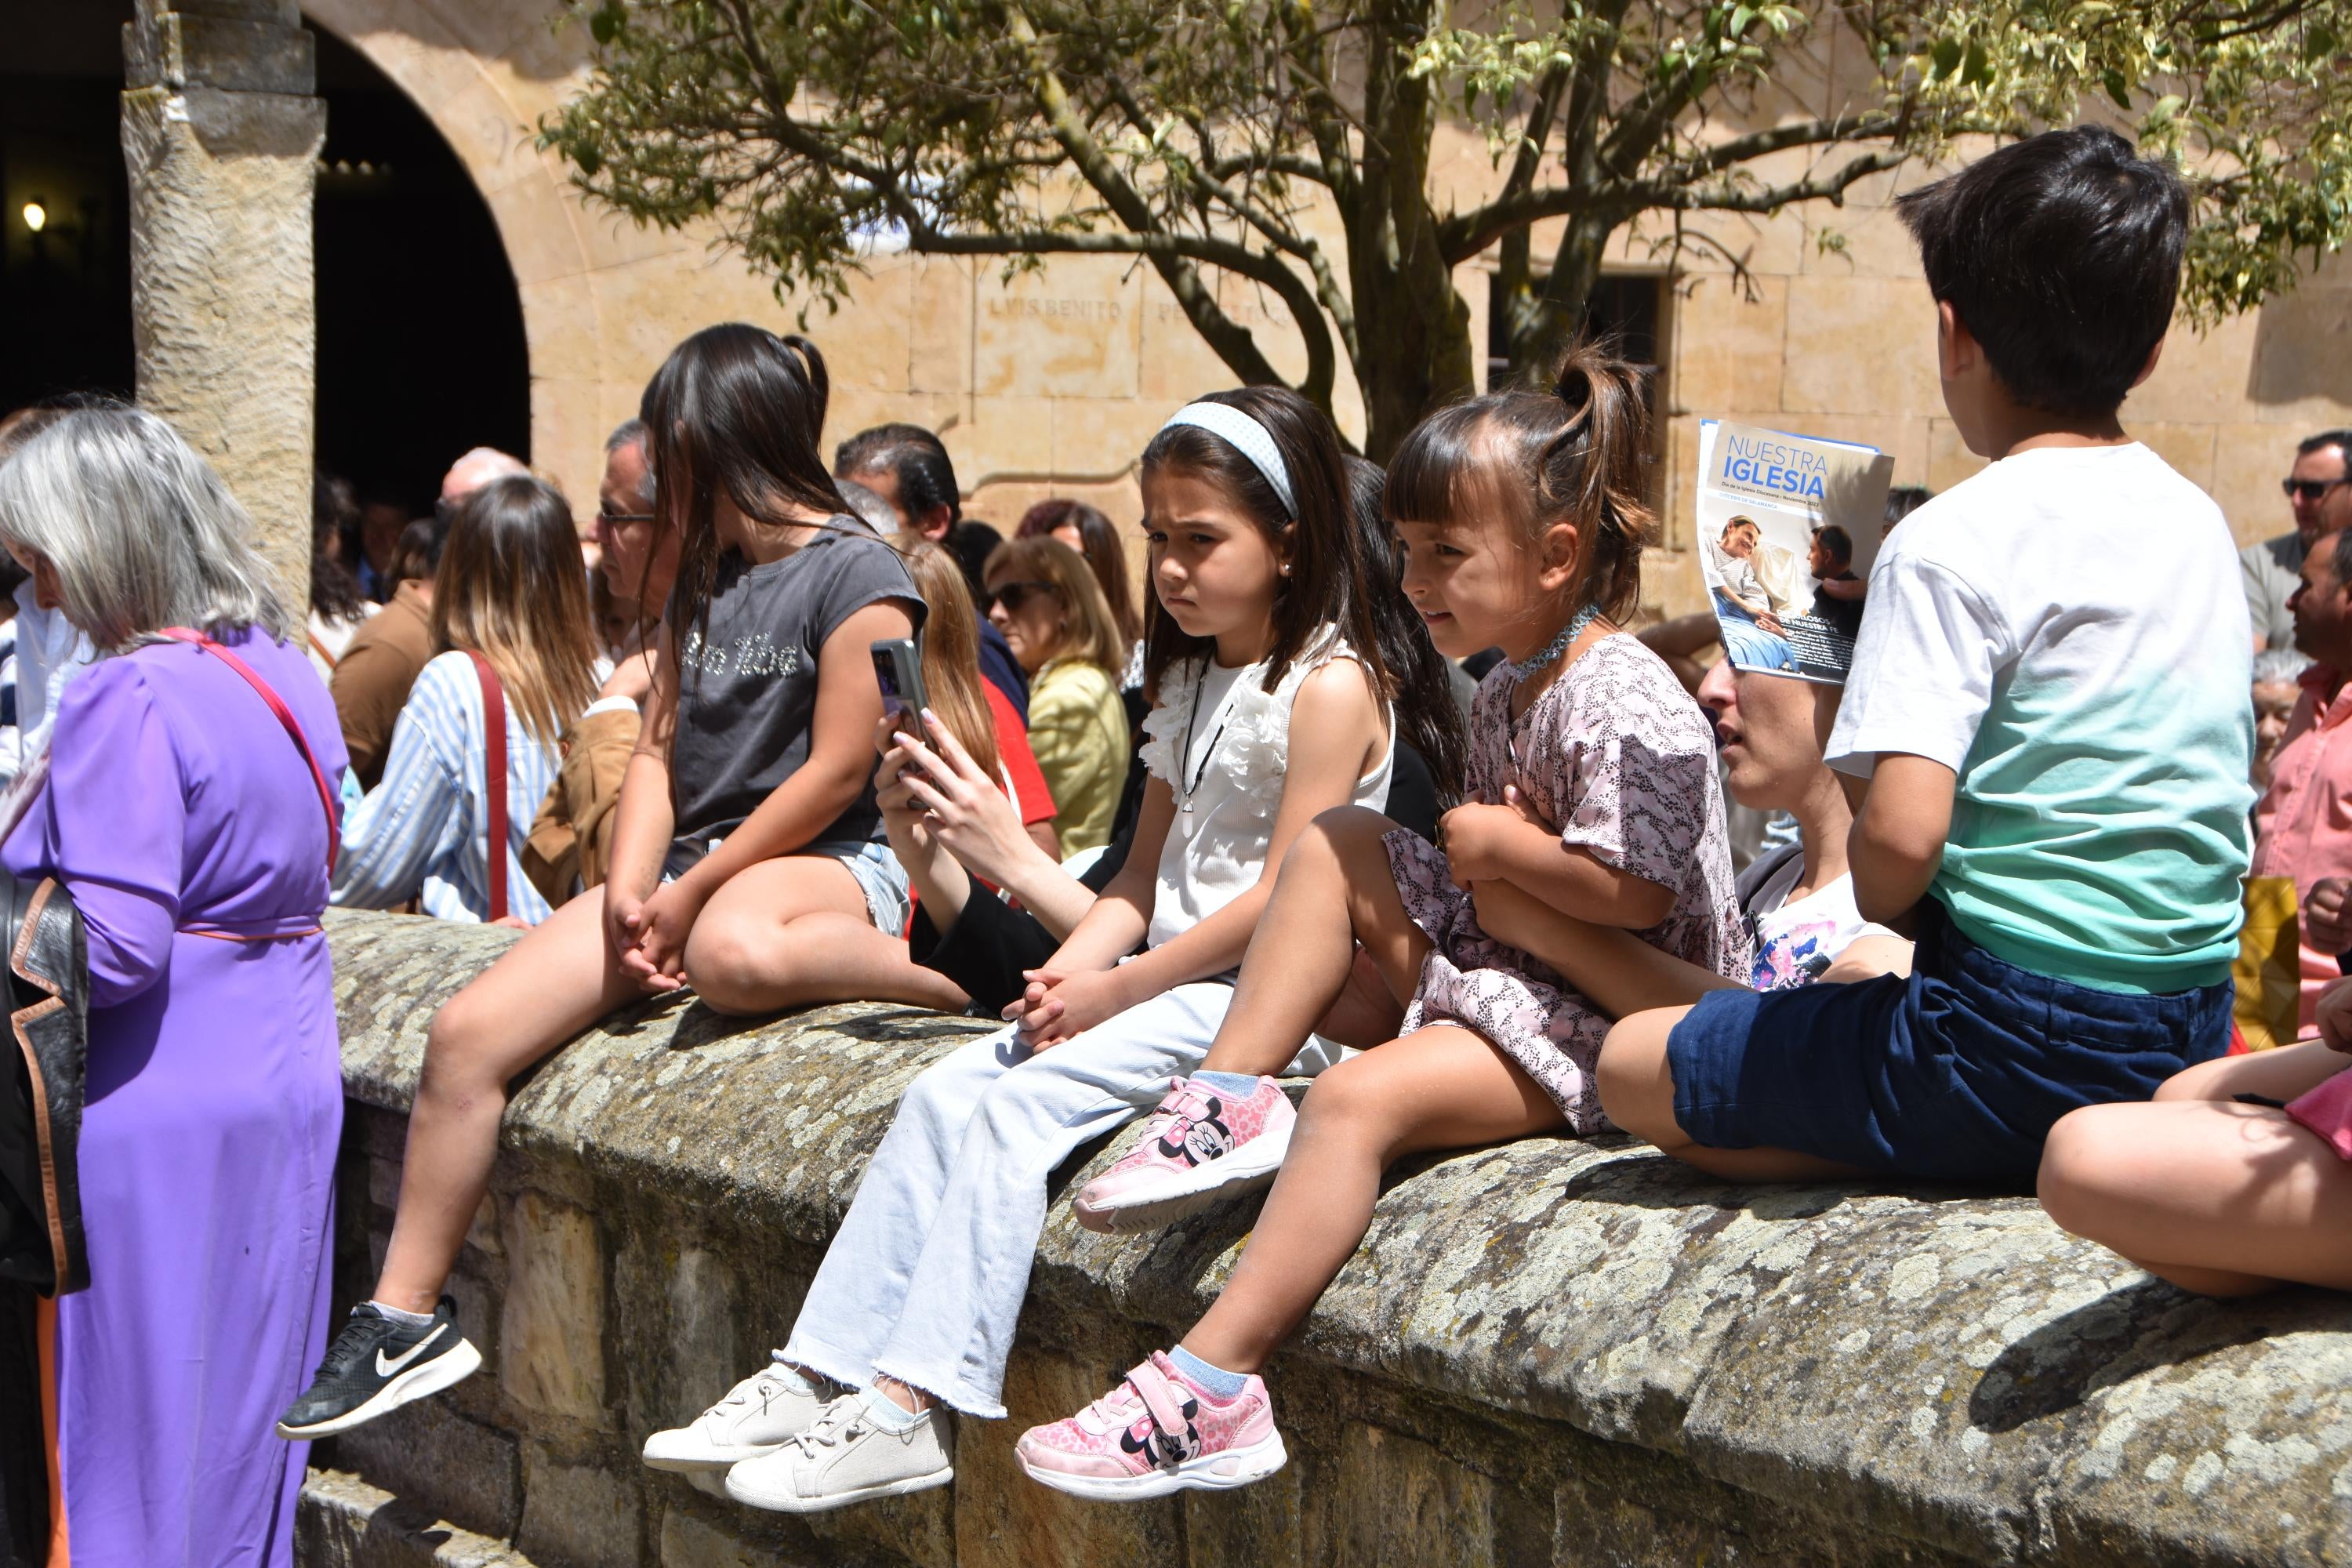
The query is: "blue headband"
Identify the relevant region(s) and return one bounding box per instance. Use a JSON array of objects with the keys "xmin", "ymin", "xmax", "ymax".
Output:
[{"xmin": 1159, "ymin": 402, "xmax": 1296, "ymax": 518}]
